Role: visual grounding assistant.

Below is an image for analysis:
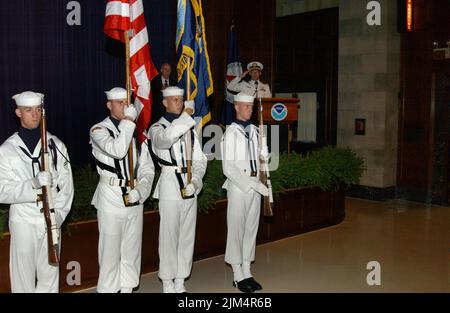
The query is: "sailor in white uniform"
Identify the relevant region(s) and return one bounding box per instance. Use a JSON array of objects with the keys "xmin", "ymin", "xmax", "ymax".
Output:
[
  {"xmin": 220, "ymin": 92, "xmax": 270, "ymax": 293},
  {"xmin": 0, "ymin": 91, "xmax": 74, "ymax": 293},
  {"xmin": 227, "ymin": 61, "xmax": 272, "ymax": 98},
  {"xmin": 90, "ymin": 87, "xmax": 155, "ymax": 293},
  {"xmin": 148, "ymin": 86, "xmax": 207, "ymax": 293}
]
